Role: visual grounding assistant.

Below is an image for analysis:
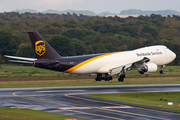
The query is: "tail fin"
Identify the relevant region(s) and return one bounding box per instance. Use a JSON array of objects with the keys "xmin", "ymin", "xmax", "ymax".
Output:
[{"xmin": 28, "ymin": 31, "xmax": 61, "ymax": 59}]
